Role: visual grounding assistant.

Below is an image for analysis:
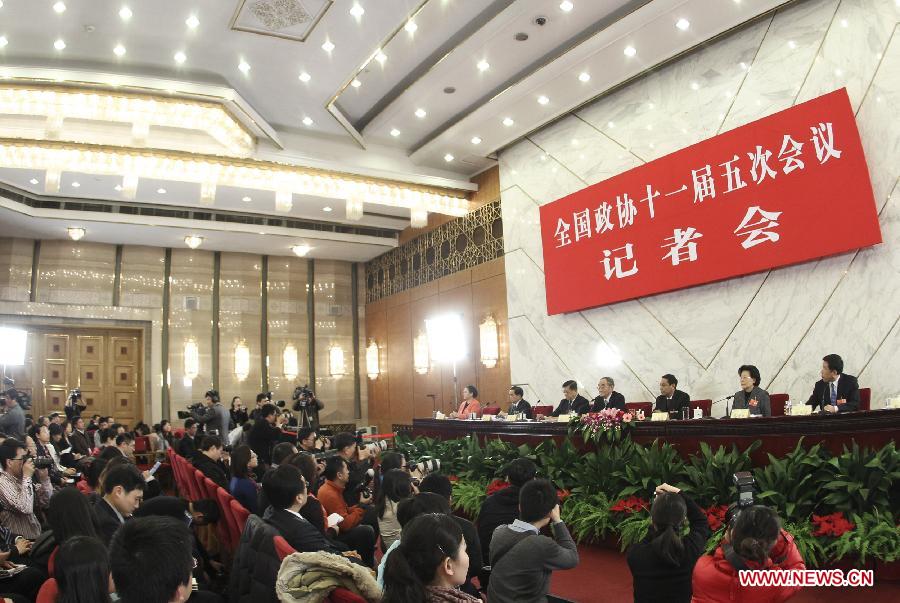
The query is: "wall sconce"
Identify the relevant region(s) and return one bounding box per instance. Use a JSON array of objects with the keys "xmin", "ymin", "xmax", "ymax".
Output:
[
  {"xmin": 329, "ymin": 345, "xmax": 346, "ymax": 378},
  {"xmin": 283, "ymin": 344, "xmax": 299, "ymax": 381},
  {"xmin": 234, "ymin": 340, "xmax": 250, "ymax": 381},
  {"xmin": 413, "ymin": 331, "xmax": 430, "ymax": 375},
  {"xmin": 183, "ymin": 339, "xmax": 199, "ymax": 380},
  {"xmin": 366, "ymin": 340, "xmax": 380, "ymax": 379},
  {"xmin": 479, "ymin": 315, "xmax": 499, "ymax": 368}
]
